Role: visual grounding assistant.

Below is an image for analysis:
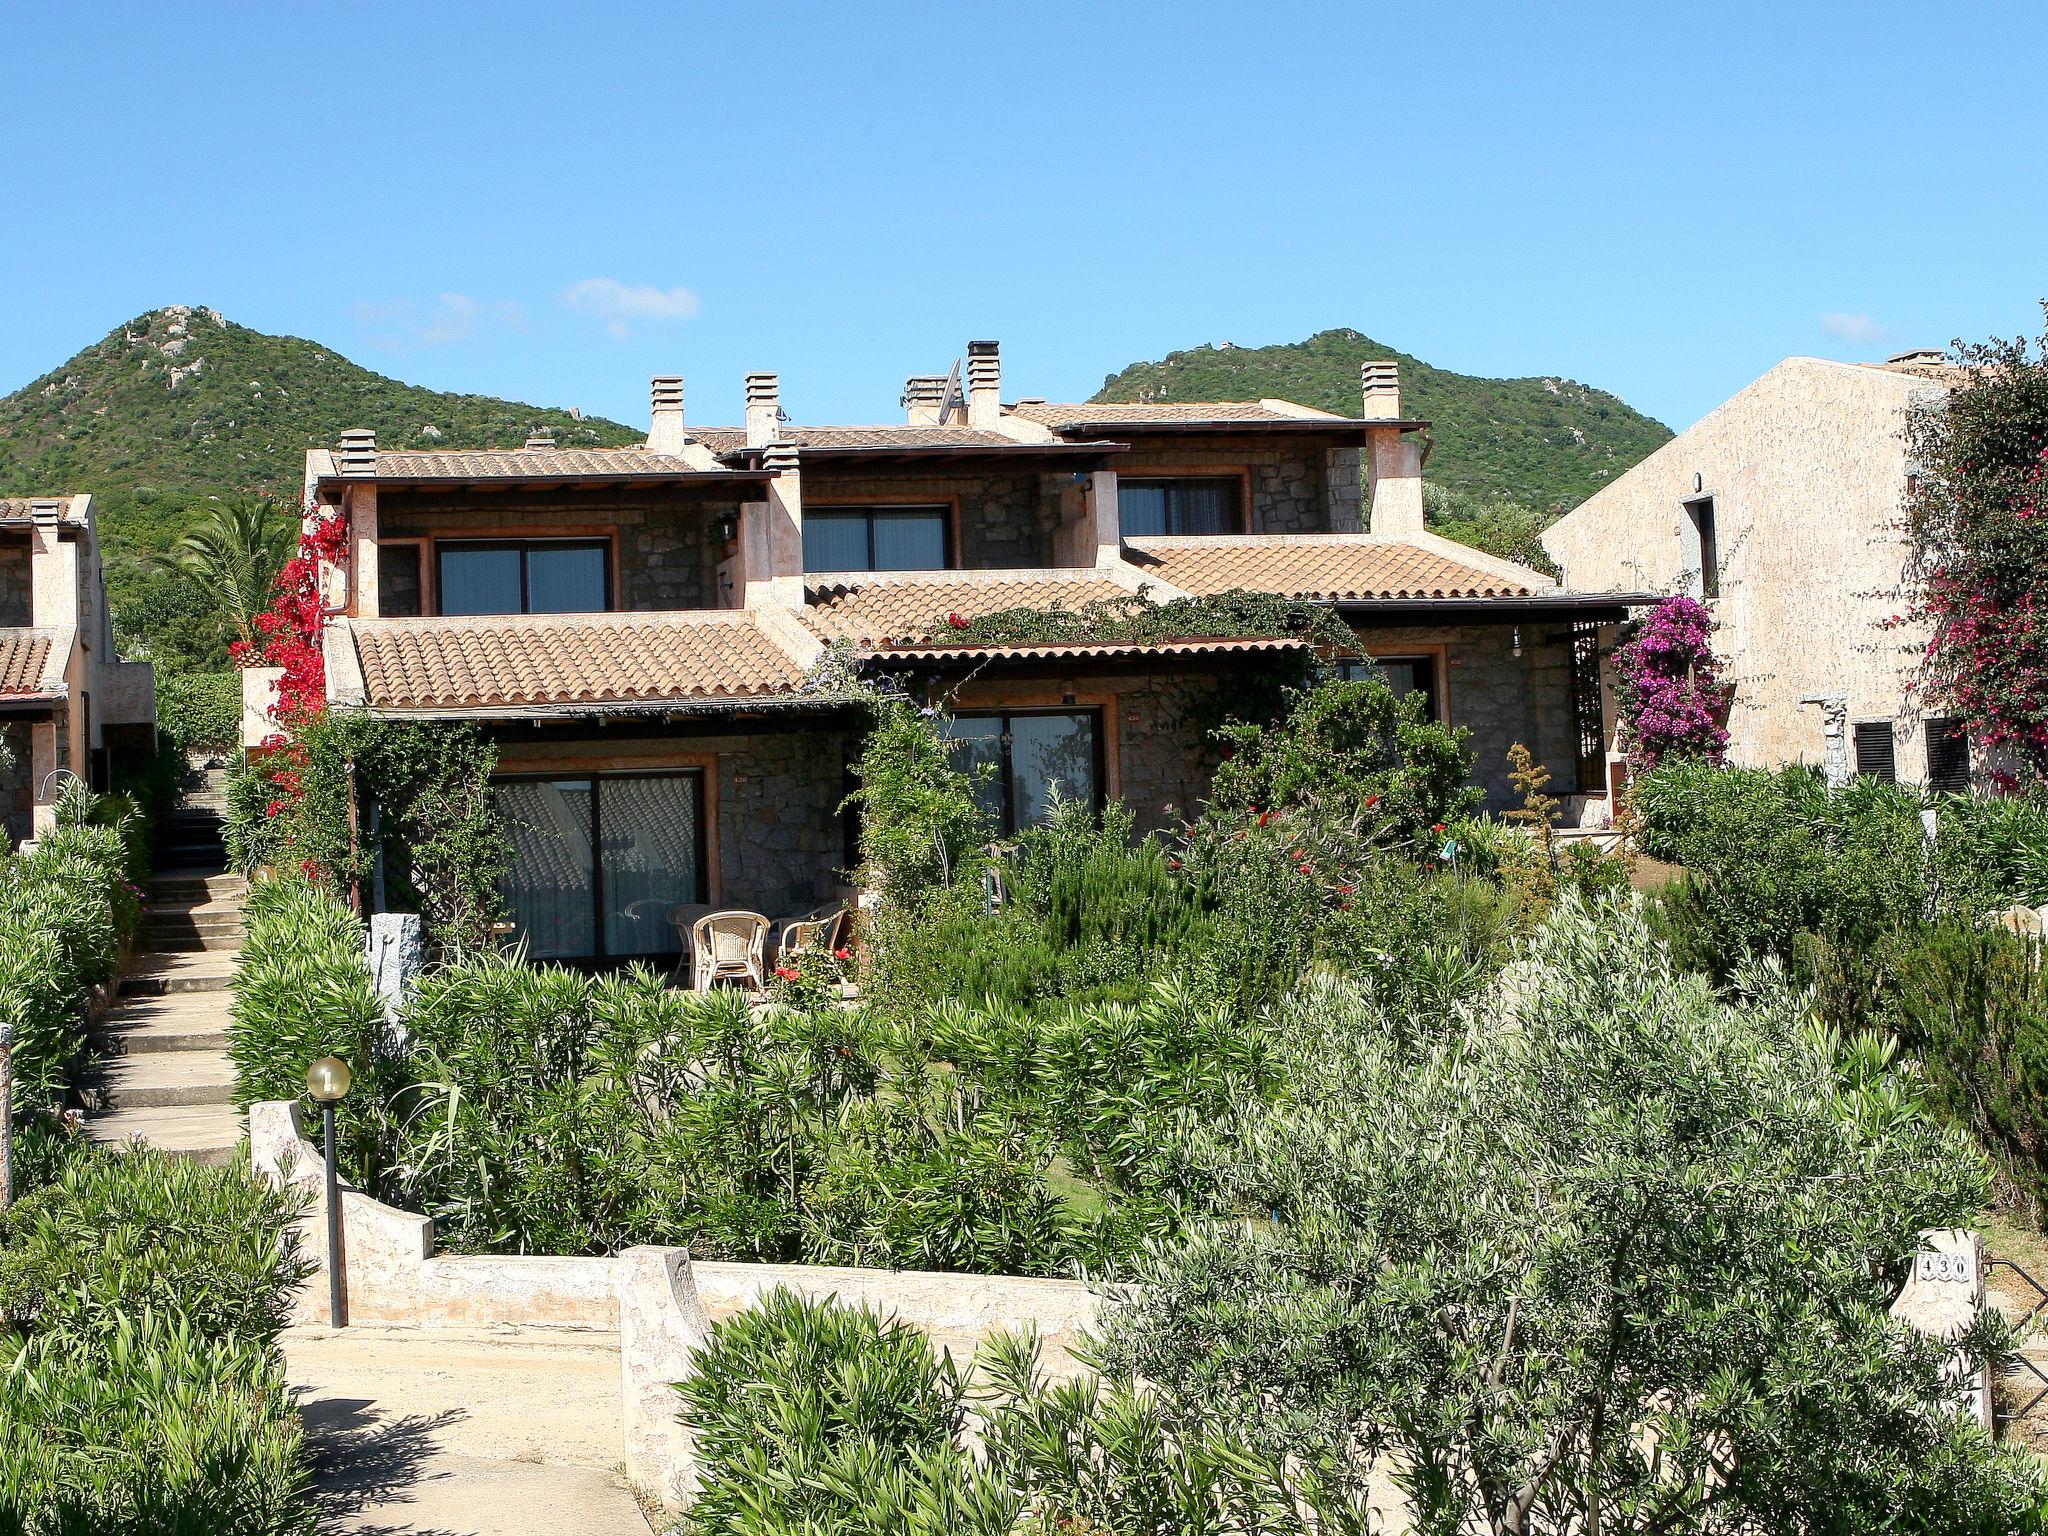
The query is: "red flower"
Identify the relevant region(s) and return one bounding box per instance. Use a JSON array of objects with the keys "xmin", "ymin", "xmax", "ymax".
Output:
[
  {"xmin": 264, "ymin": 799, "xmax": 286, "ymax": 818},
  {"xmin": 1256, "ymin": 810, "xmax": 1273, "ymax": 827},
  {"xmin": 1335, "ymin": 882, "xmax": 1355, "ymax": 895},
  {"xmin": 833, "ymin": 947, "xmax": 852, "ymax": 961},
  {"xmin": 1365, "ymin": 794, "xmax": 1382, "ymax": 809},
  {"xmin": 1296, "ymin": 861, "xmax": 1313, "ymax": 875},
  {"xmin": 774, "ymin": 966, "xmax": 800, "ymax": 982},
  {"xmin": 1431, "ymin": 823, "xmax": 1446, "ymax": 835},
  {"xmin": 946, "ymin": 612, "xmax": 968, "ymax": 629}
]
